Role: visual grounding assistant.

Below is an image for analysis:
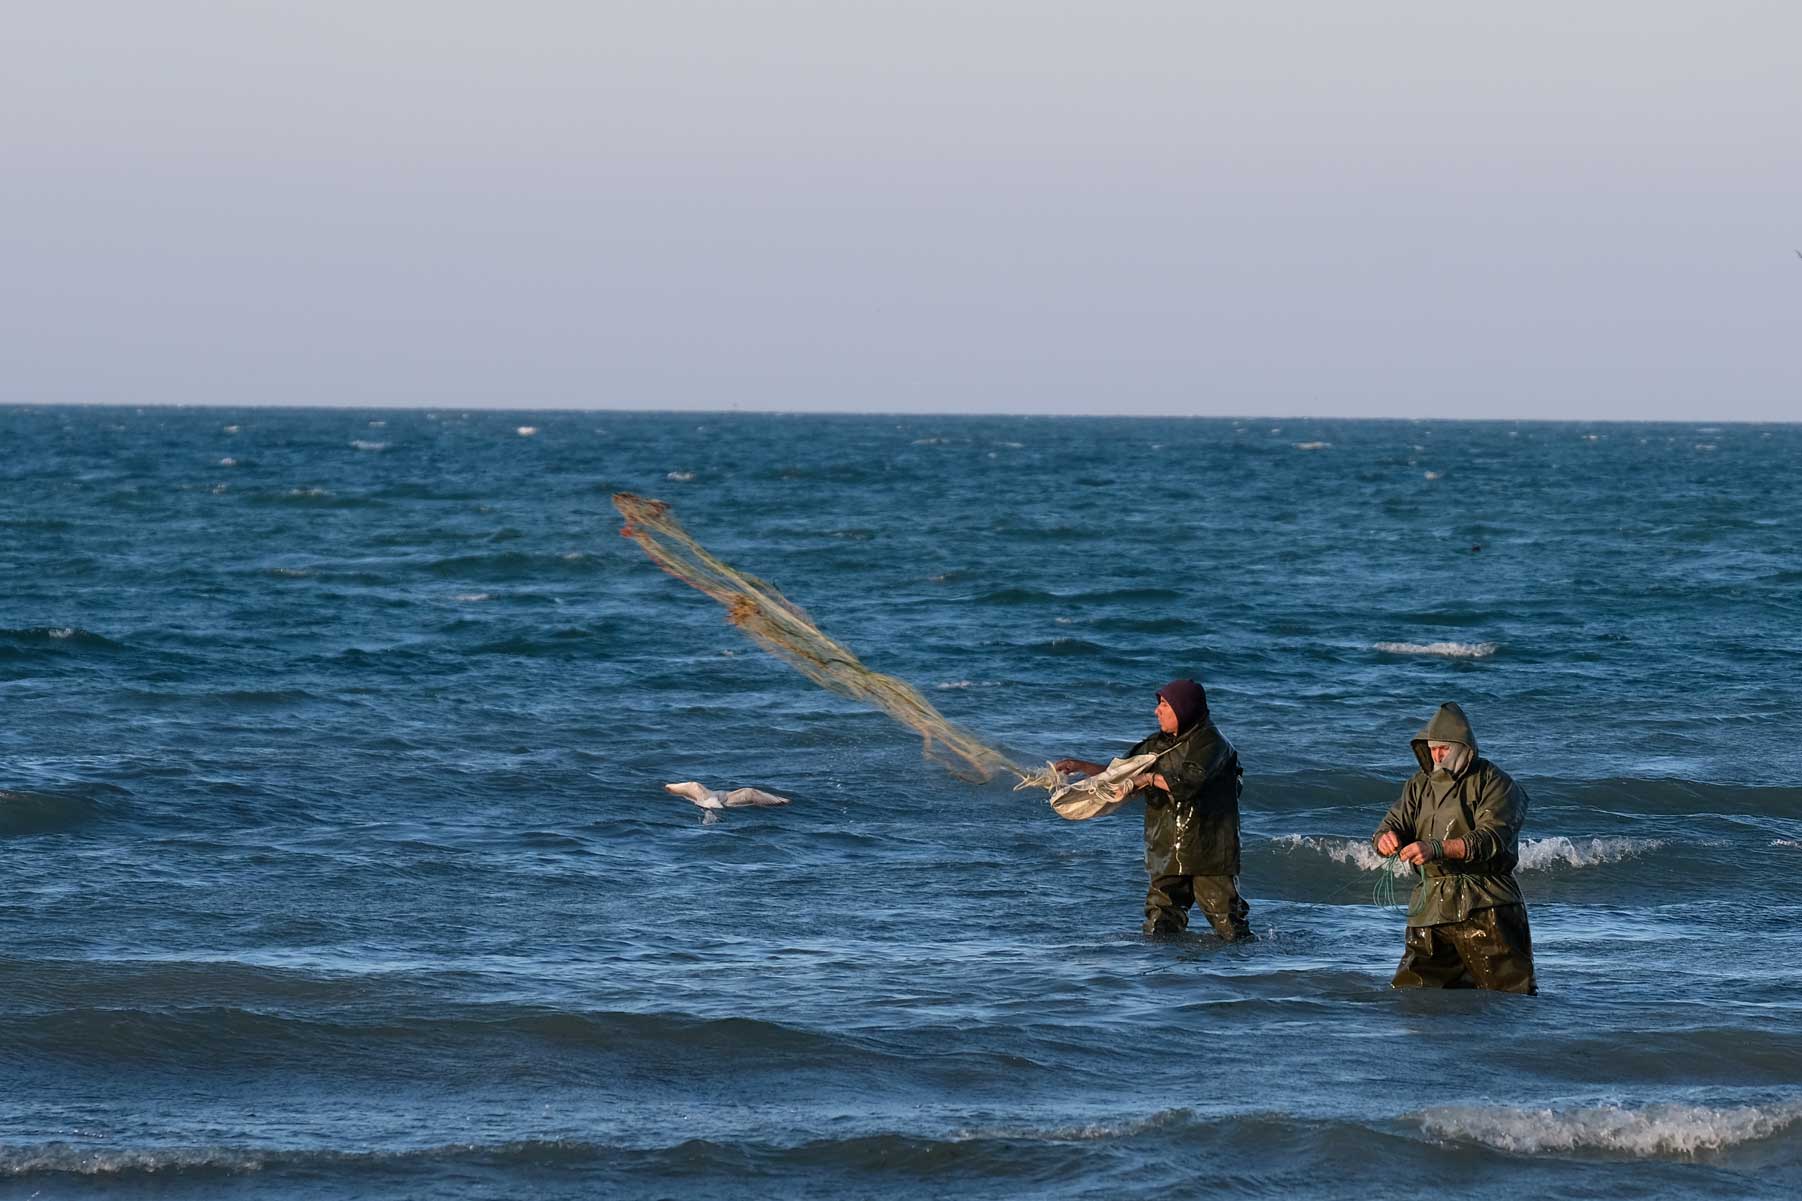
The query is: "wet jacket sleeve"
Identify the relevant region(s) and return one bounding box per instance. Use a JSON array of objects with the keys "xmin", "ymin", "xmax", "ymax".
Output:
[
  {"xmin": 1160, "ymin": 730, "xmax": 1227, "ymax": 805},
  {"xmin": 1373, "ymin": 780, "xmax": 1422, "ymax": 846},
  {"xmin": 1462, "ymin": 769, "xmax": 1527, "ymax": 865}
]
